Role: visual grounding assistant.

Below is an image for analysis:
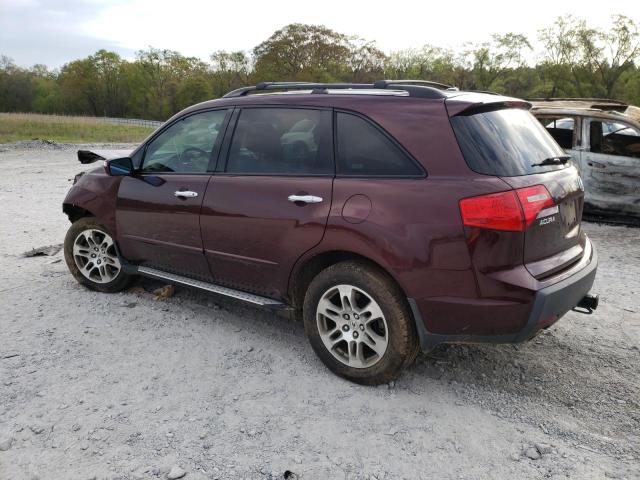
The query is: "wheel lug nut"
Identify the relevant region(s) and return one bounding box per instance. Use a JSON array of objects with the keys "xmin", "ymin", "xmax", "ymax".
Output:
[
  {"xmin": 359, "ymin": 324, "xmax": 364, "ymax": 331},
  {"xmin": 343, "ymin": 314, "xmax": 350, "ymax": 320},
  {"xmin": 354, "ymin": 314, "xmax": 359, "ymax": 319},
  {"xmin": 342, "ymin": 325, "xmax": 349, "ymax": 332},
  {"xmin": 353, "ymin": 331, "xmax": 359, "ymax": 339}
]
